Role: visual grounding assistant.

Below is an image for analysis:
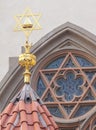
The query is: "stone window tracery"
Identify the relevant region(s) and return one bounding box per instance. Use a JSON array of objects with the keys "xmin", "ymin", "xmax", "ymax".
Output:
[{"xmin": 36, "ymin": 51, "xmax": 96, "ymax": 126}]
